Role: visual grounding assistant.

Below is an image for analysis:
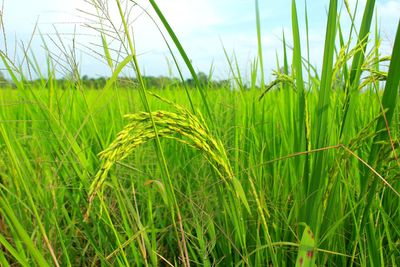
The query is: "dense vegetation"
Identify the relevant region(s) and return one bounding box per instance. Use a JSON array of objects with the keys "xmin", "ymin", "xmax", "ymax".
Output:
[
  {"xmin": 0, "ymin": 0, "xmax": 399, "ymax": 266},
  {"xmin": 0, "ymin": 72, "xmax": 230, "ymax": 90}
]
